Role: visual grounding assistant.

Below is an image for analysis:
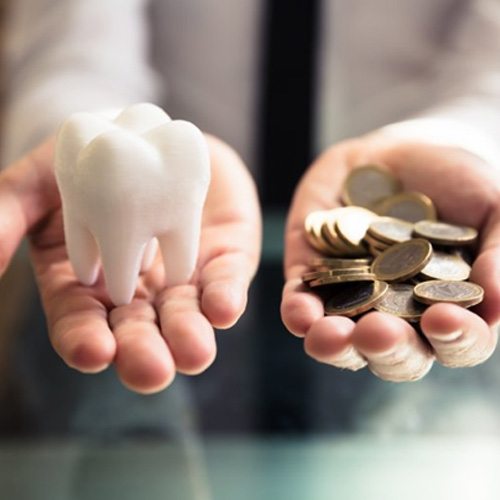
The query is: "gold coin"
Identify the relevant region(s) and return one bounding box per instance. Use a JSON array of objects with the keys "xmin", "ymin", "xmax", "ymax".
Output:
[
  {"xmin": 325, "ymin": 280, "xmax": 389, "ymax": 317},
  {"xmin": 309, "ymin": 257, "xmax": 372, "ymax": 269},
  {"xmin": 366, "ymin": 243, "xmax": 390, "ymax": 258},
  {"xmin": 368, "ymin": 245, "xmax": 385, "ymax": 257},
  {"xmin": 321, "ymin": 208, "xmax": 340, "ymax": 242},
  {"xmin": 304, "ymin": 210, "xmax": 333, "ymax": 253},
  {"xmin": 334, "ymin": 206, "xmax": 378, "ymax": 249},
  {"xmin": 420, "ymin": 251, "xmax": 471, "ymax": 281},
  {"xmin": 374, "ymin": 283, "xmax": 427, "ymax": 321},
  {"xmin": 320, "ymin": 222, "xmax": 364, "ymax": 256},
  {"xmin": 319, "ymin": 209, "xmax": 362, "ymax": 256},
  {"xmin": 363, "ymin": 233, "xmax": 391, "ymax": 250},
  {"xmin": 371, "ymin": 238, "xmax": 433, "ymax": 282},
  {"xmin": 372, "ymin": 192, "xmax": 436, "ymax": 222},
  {"xmin": 342, "ymin": 164, "xmax": 402, "ymax": 208},
  {"xmin": 367, "ymin": 217, "xmax": 414, "ymax": 244},
  {"xmin": 413, "ymin": 220, "xmax": 478, "ymax": 246},
  {"xmin": 413, "ymin": 280, "xmax": 484, "ymax": 307},
  {"xmin": 319, "ymin": 223, "xmax": 345, "ymax": 256},
  {"xmin": 308, "ymin": 273, "xmax": 376, "ymax": 287},
  {"xmin": 302, "ymin": 267, "xmax": 371, "ymax": 283}
]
